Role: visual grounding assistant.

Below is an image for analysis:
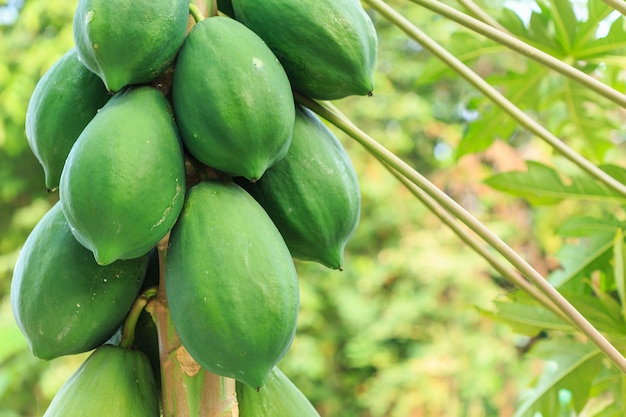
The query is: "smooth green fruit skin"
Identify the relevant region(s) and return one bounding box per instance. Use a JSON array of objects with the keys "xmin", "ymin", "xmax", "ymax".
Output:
[
  {"xmin": 166, "ymin": 181, "xmax": 299, "ymax": 389},
  {"xmin": 60, "ymin": 86, "xmax": 185, "ymax": 266},
  {"xmin": 237, "ymin": 367, "xmax": 320, "ymax": 417},
  {"xmin": 240, "ymin": 105, "xmax": 360, "ymax": 269},
  {"xmin": 73, "ymin": 0, "xmax": 188, "ymax": 92},
  {"xmin": 232, "ymin": 0, "xmax": 377, "ymax": 100},
  {"xmin": 25, "ymin": 47, "xmax": 110, "ymax": 191},
  {"xmin": 10, "ymin": 203, "xmax": 148, "ymax": 360},
  {"xmin": 172, "ymin": 16, "xmax": 295, "ymax": 180},
  {"xmin": 43, "ymin": 345, "xmax": 159, "ymax": 417}
]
